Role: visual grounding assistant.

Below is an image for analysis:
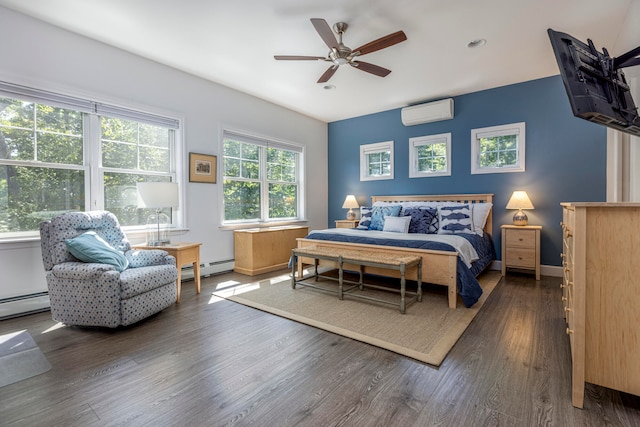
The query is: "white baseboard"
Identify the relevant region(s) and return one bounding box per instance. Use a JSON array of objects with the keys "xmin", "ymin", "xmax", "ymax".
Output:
[{"xmin": 491, "ymin": 261, "xmax": 563, "ymax": 278}]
